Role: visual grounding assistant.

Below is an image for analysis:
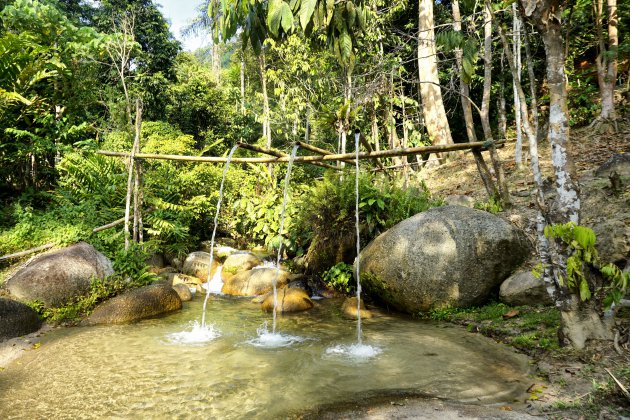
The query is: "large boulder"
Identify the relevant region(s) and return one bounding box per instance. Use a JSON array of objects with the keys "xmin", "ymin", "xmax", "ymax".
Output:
[
  {"xmin": 6, "ymin": 242, "xmax": 114, "ymax": 308},
  {"xmin": 499, "ymin": 271, "xmax": 553, "ymax": 306},
  {"xmin": 83, "ymin": 283, "xmax": 182, "ymax": 325},
  {"xmin": 358, "ymin": 206, "xmax": 531, "ymax": 313},
  {"xmin": 221, "ymin": 268, "xmax": 291, "ymax": 296},
  {"xmin": 222, "ymin": 253, "xmax": 262, "ymax": 276},
  {"xmin": 182, "ymin": 252, "xmax": 219, "ymax": 282},
  {"xmin": 261, "ymin": 287, "xmax": 314, "ymax": 313},
  {"xmin": 0, "ymin": 298, "xmax": 42, "ymax": 341}
]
